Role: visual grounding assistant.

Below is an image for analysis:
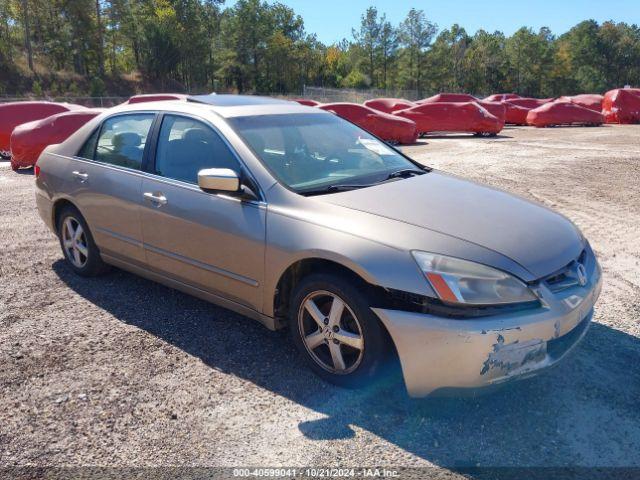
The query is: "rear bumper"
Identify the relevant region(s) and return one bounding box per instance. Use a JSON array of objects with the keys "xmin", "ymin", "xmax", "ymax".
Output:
[
  {"xmin": 35, "ymin": 189, "xmax": 55, "ymax": 233},
  {"xmin": 373, "ymin": 258, "xmax": 602, "ymax": 398}
]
